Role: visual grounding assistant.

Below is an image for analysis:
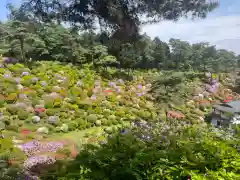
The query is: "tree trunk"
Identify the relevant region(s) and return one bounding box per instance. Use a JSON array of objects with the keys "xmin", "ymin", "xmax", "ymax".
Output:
[{"xmin": 20, "ymin": 37, "xmax": 27, "ymax": 65}]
